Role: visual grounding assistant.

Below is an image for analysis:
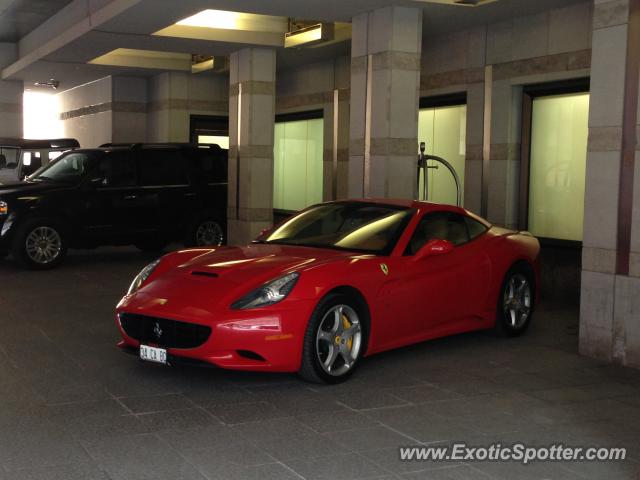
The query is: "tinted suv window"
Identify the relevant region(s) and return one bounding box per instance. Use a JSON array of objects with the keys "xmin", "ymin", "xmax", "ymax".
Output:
[
  {"xmin": 98, "ymin": 151, "xmax": 136, "ymax": 187},
  {"xmin": 405, "ymin": 211, "xmax": 471, "ymax": 255},
  {"xmin": 139, "ymin": 149, "xmax": 189, "ymax": 186},
  {"xmin": 197, "ymin": 151, "xmax": 228, "ymax": 184}
]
